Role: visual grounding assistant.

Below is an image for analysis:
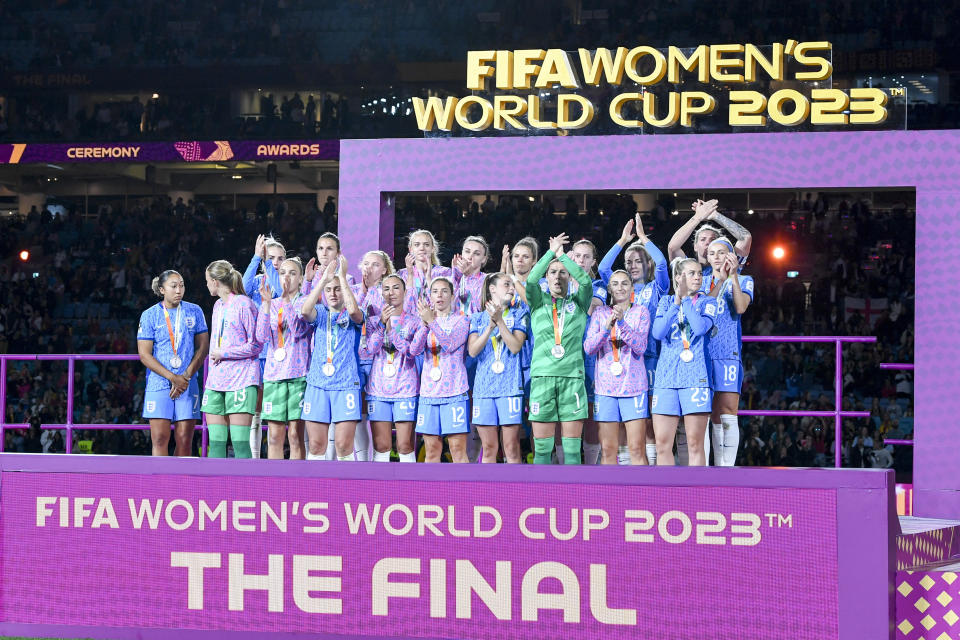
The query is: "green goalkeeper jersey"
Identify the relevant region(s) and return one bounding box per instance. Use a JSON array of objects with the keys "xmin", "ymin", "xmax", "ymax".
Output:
[{"xmin": 525, "ymin": 252, "xmax": 593, "ymax": 379}]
